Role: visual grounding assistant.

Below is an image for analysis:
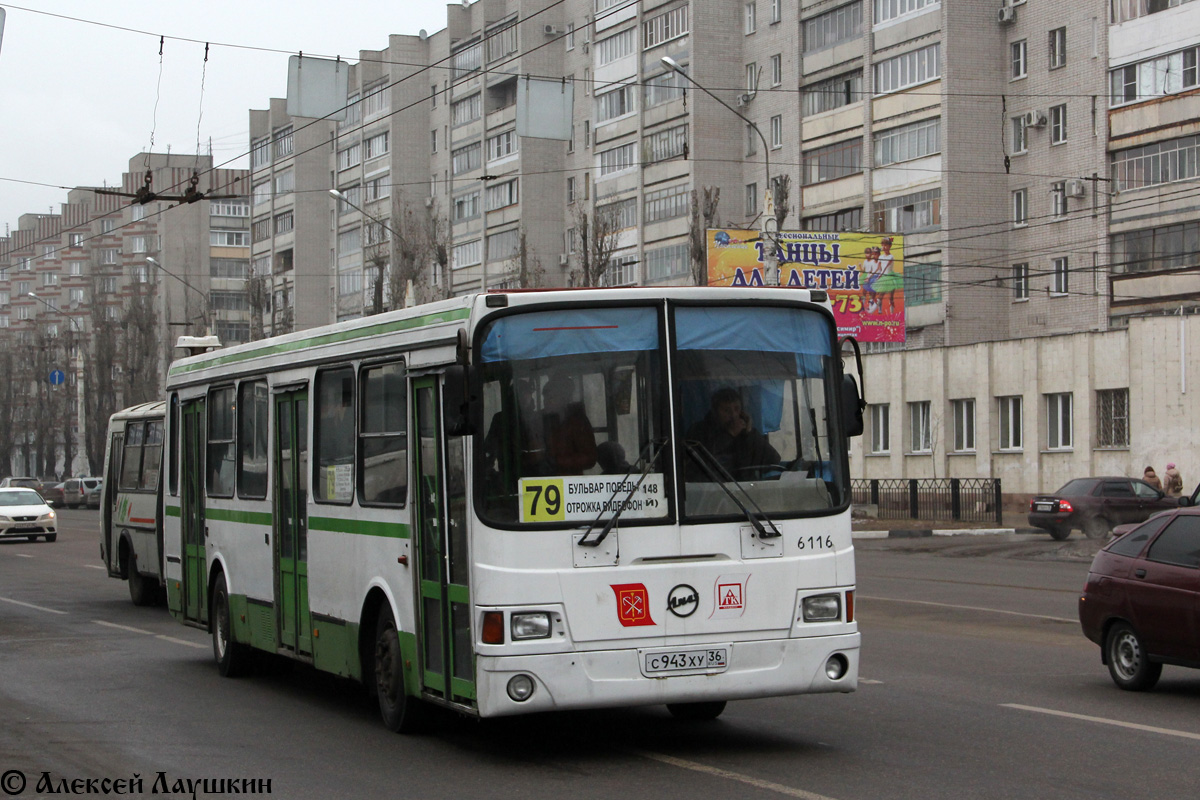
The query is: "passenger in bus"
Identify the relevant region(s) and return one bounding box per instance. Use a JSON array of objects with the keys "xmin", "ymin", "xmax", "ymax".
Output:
[
  {"xmin": 541, "ymin": 377, "xmax": 597, "ymax": 475},
  {"xmin": 596, "ymin": 440, "xmax": 632, "ymax": 475},
  {"xmin": 483, "ymin": 379, "xmax": 545, "ymax": 475},
  {"xmin": 686, "ymin": 387, "xmax": 780, "ymax": 480}
]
